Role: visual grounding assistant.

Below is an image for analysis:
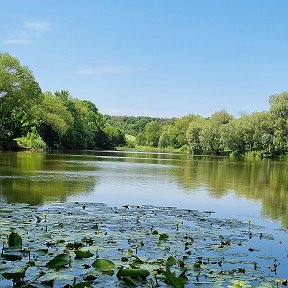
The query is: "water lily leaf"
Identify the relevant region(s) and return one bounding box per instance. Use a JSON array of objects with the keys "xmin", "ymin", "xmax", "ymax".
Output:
[
  {"xmin": 74, "ymin": 250, "xmax": 94, "ymax": 259},
  {"xmin": 121, "ymin": 275, "xmax": 138, "ymax": 286},
  {"xmin": 92, "ymin": 259, "xmax": 115, "ymax": 271},
  {"xmin": 178, "ymin": 268, "xmax": 189, "ymax": 284},
  {"xmin": 117, "ymin": 267, "xmax": 150, "ymax": 279},
  {"xmin": 83, "ymin": 274, "xmax": 97, "ymax": 281},
  {"xmin": 159, "ymin": 233, "xmax": 169, "ymax": 240},
  {"xmin": 163, "ymin": 271, "xmax": 184, "ymax": 288},
  {"xmin": 0, "ymin": 265, "xmax": 28, "ymax": 280},
  {"xmin": 8, "ymin": 231, "xmax": 22, "ymax": 248},
  {"xmin": 1, "ymin": 253, "xmax": 22, "ymax": 261},
  {"xmin": 72, "ymin": 280, "xmax": 94, "ymax": 288},
  {"xmin": 178, "ymin": 273, "xmax": 189, "ymax": 284},
  {"xmin": 237, "ymin": 267, "xmax": 246, "ymax": 273},
  {"xmin": 127, "ymin": 248, "xmax": 134, "ymax": 255},
  {"xmin": 131, "ymin": 255, "xmax": 146, "ymax": 264},
  {"xmin": 166, "ymin": 255, "xmax": 176, "ymax": 271},
  {"xmin": 66, "ymin": 242, "xmax": 83, "ymax": 250},
  {"xmin": 80, "ymin": 245, "xmax": 102, "ymax": 252},
  {"xmin": 46, "ymin": 253, "xmax": 70, "ymax": 269}
]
